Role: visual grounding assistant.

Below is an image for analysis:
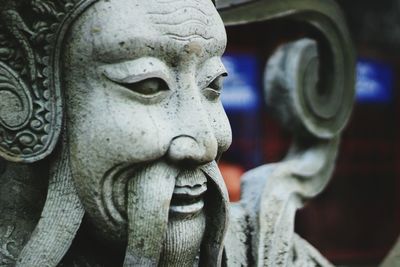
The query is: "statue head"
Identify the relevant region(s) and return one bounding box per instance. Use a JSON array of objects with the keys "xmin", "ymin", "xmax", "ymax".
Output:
[
  {"xmin": 0, "ymin": 0, "xmax": 231, "ymax": 265},
  {"xmin": 64, "ymin": 0, "xmax": 232, "ymax": 264}
]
